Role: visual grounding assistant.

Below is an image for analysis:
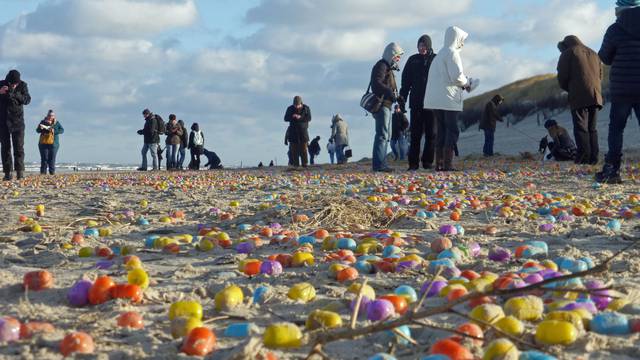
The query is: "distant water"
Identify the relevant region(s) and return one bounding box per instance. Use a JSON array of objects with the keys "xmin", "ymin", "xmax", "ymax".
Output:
[{"xmin": 25, "ymin": 162, "xmax": 138, "ymax": 173}]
